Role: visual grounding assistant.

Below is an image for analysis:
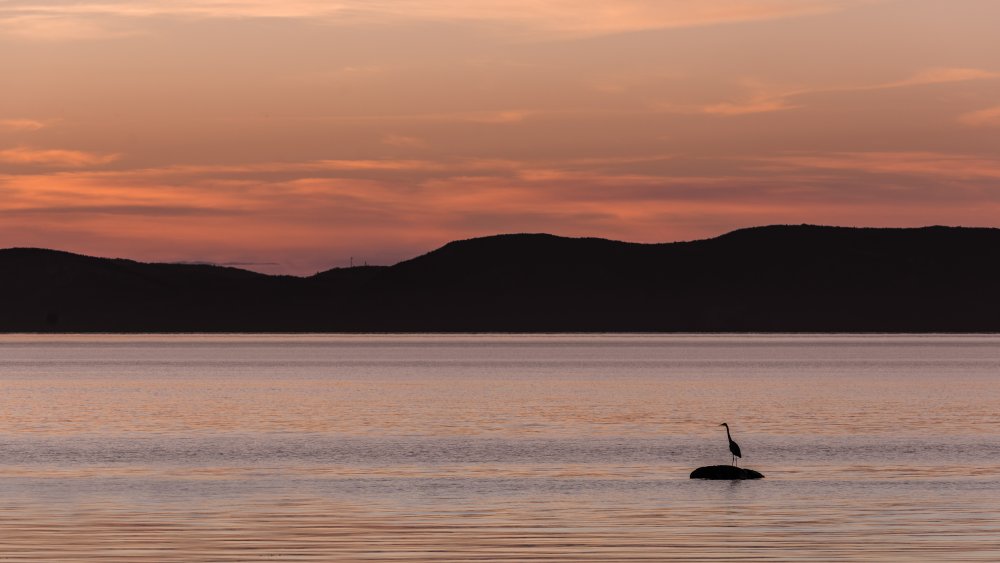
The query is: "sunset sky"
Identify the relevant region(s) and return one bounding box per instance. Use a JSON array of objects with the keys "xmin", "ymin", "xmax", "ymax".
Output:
[{"xmin": 3, "ymin": 0, "xmax": 1000, "ymax": 273}]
